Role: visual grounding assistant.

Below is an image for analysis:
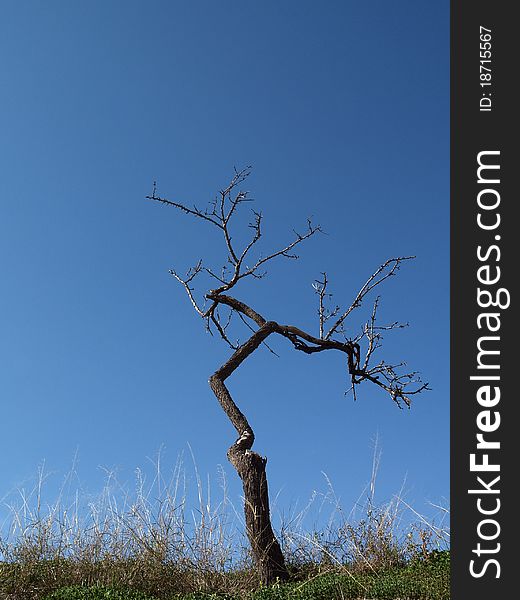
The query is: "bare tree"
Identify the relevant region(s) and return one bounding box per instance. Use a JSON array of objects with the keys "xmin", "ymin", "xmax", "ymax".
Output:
[{"xmin": 147, "ymin": 168, "xmax": 428, "ymax": 584}]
